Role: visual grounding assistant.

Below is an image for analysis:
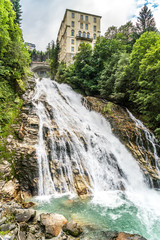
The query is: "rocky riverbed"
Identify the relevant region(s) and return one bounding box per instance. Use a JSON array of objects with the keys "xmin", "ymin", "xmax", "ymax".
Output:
[{"xmin": 0, "ymin": 197, "xmax": 147, "ymax": 240}]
